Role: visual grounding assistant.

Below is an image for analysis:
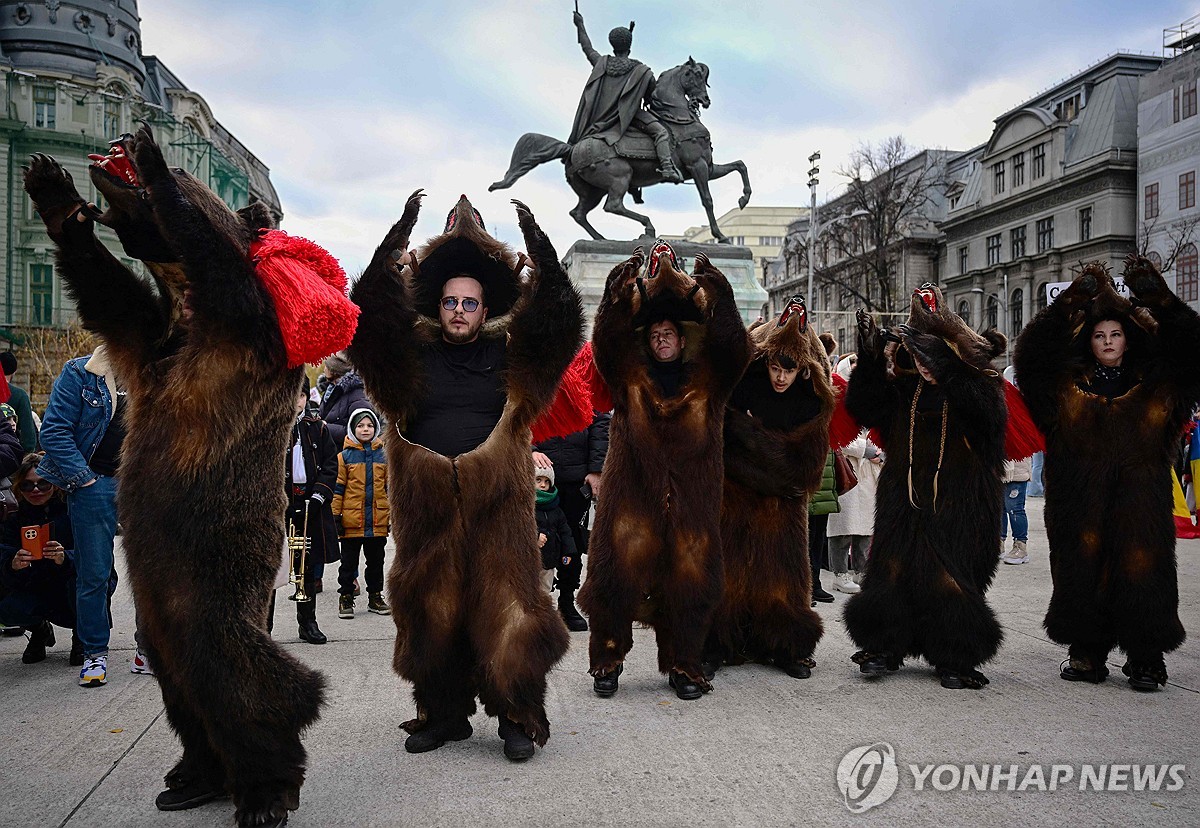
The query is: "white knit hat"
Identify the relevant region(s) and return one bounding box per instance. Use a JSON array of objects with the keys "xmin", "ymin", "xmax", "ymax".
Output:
[{"xmin": 534, "ymin": 465, "xmax": 555, "ymax": 486}]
